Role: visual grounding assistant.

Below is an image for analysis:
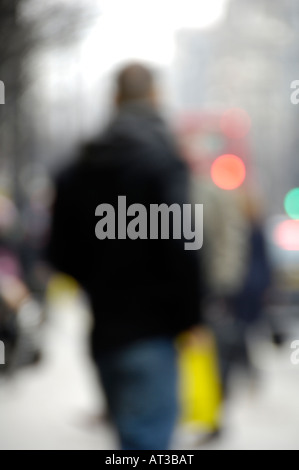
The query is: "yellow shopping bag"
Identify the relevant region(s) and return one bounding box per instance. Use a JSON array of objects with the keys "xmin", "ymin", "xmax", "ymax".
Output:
[{"xmin": 177, "ymin": 330, "xmax": 222, "ymax": 432}]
